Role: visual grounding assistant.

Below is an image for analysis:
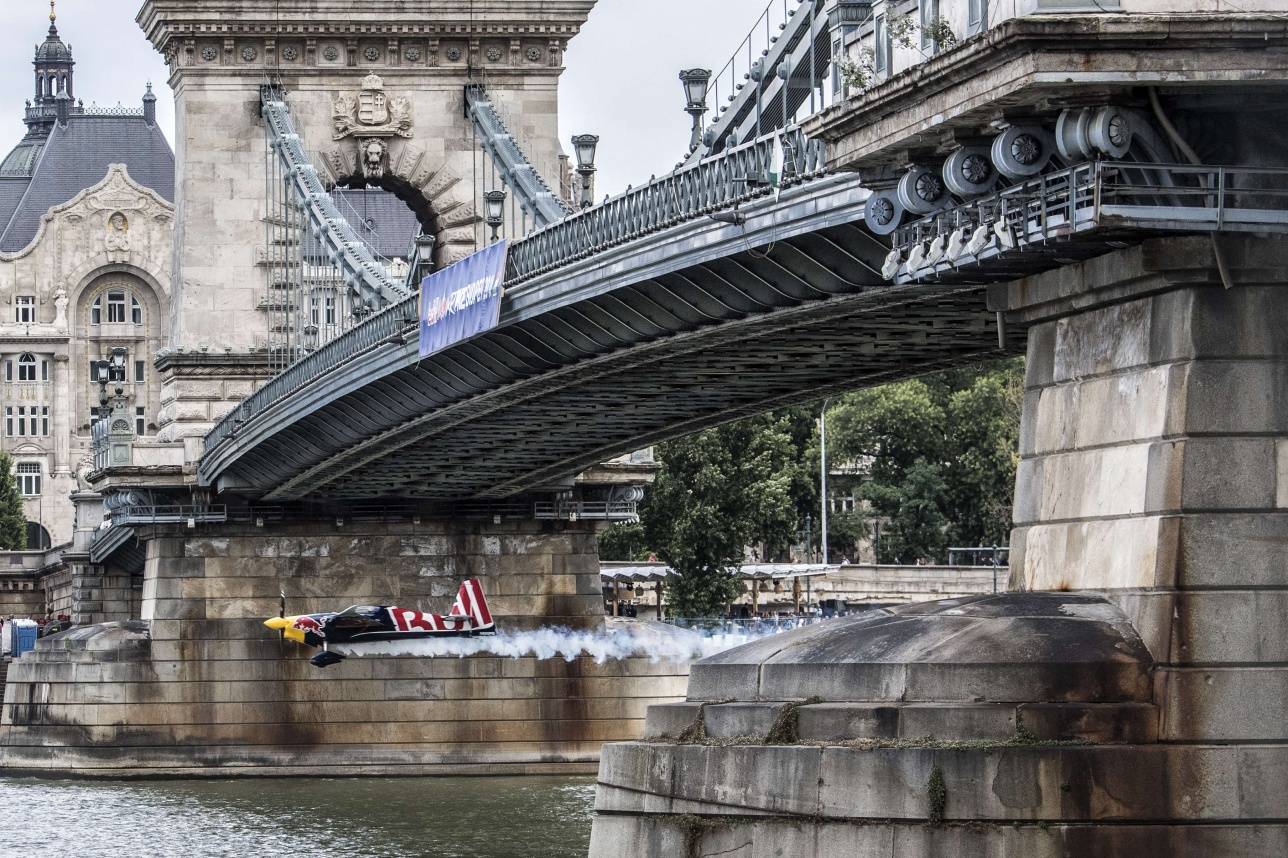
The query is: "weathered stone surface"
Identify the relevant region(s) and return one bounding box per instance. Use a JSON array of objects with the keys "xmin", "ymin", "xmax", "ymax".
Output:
[
  {"xmin": 689, "ymin": 594, "xmax": 1151, "ymax": 705},
  {"xmin": 0, "ymin": 517, "xmax": 689, "ymax": 775}
]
